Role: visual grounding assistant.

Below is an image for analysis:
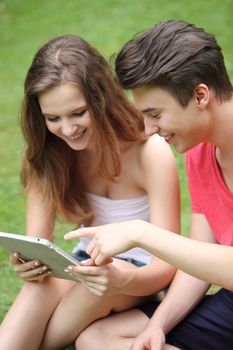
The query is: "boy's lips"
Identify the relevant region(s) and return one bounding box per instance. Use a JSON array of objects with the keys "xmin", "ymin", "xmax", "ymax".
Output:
[{"xmin": 162, "ymin": 133, "xmax": 175, "ymax": 144}]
